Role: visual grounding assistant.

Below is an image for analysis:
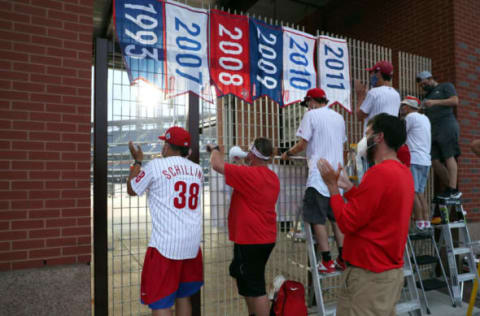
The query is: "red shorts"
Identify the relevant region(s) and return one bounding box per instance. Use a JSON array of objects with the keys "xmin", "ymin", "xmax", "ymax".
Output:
[{"xmin": 140, "ymin": 247, "xmax": 203, "ymax": 309}]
